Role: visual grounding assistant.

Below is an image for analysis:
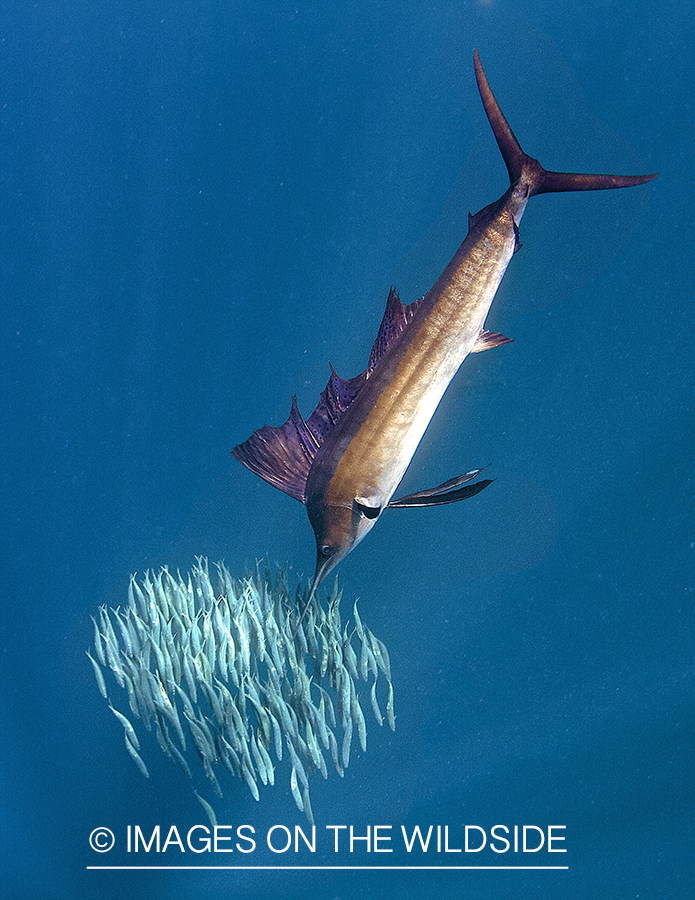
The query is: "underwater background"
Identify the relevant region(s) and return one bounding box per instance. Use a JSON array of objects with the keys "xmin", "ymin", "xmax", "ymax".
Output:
[{"xmin": 1, "ymin": 2, "xmax": 692, "ymax": 898}]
